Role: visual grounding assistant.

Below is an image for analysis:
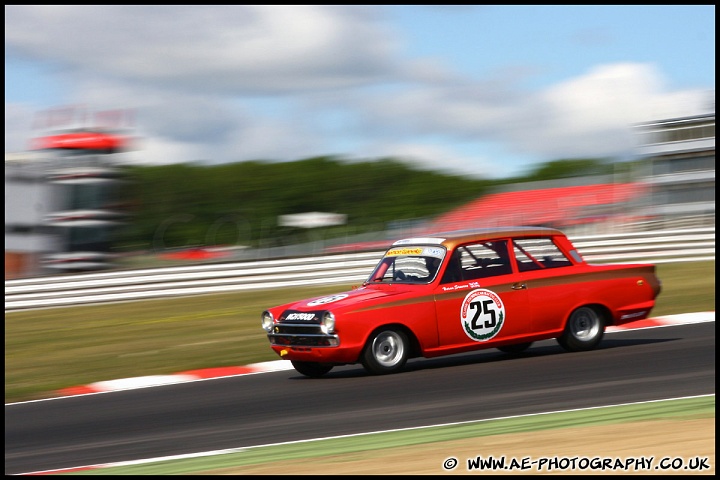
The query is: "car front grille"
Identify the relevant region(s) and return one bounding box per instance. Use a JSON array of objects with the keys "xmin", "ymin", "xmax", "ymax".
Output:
[{"xmin": 267, "ymin": 322, "xmax": 339, "ymax": 347}]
